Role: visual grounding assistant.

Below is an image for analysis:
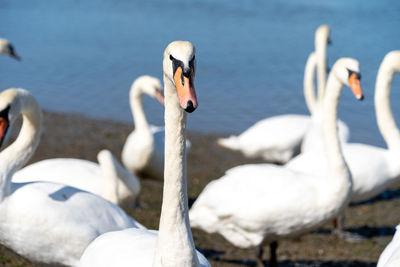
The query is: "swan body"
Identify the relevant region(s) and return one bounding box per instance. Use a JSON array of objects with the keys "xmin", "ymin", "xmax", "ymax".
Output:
[
  {"xmin": 0, "ymin": 88, "xmax": 144, "ymax": 266},
  {"xmin": 218, "ymin": 25, "xmax": 349, "ymax": 163},
  {"xmin": 287, "ymin": 51, "xmax": 400, "ymax": 204},
  {"xmin": 190, "ymin": 58, "xmax": 363, "ymax": 264},
  {"xmin": 12, "ymin": 149, "xmax": 141, "ymax": 205},
  {"xmin": 122, "ymin": 75, "xmax": 190, "ymax": 180},
  {"xmin": 79, "ymin": 228, "xmax": 210, "ymax": 267},
  {"xmin": 79, "ymin": 41, "xmax": 209, "ymax": 267},
  {"xmin": 378, "ymin": 225, "xmax": 400, "ymax": 267}
]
